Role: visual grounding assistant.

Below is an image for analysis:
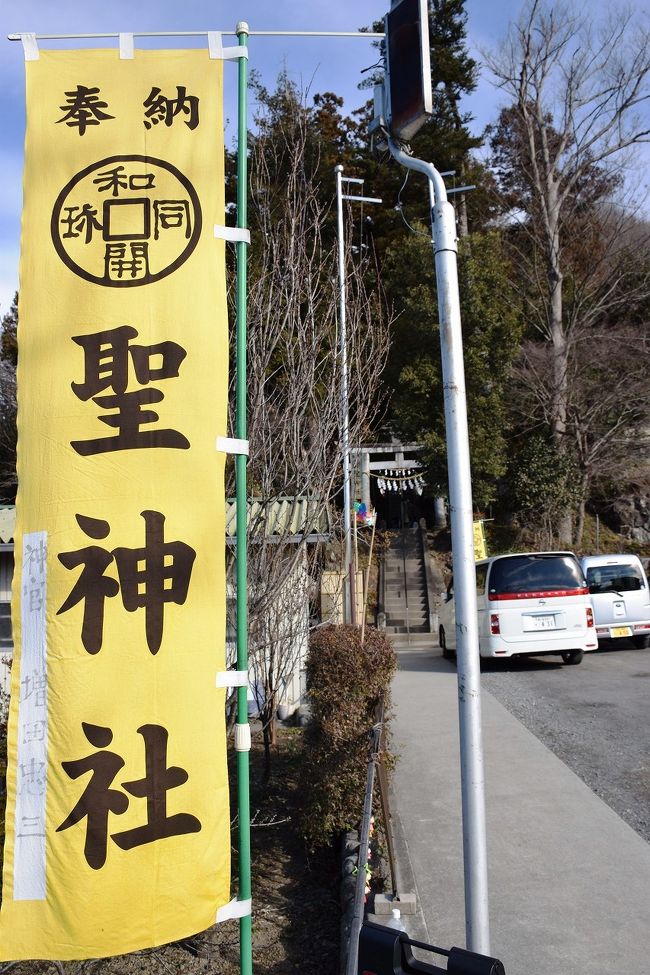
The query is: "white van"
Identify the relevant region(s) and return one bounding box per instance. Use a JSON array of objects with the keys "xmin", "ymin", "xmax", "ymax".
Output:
[
  {"xmin": 439, "ymin": 552, "xmax": 598, "ymax": 665},
  {"xmin": 580, "ymin": 554, "xmax": 650, "ymax": 649}
]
